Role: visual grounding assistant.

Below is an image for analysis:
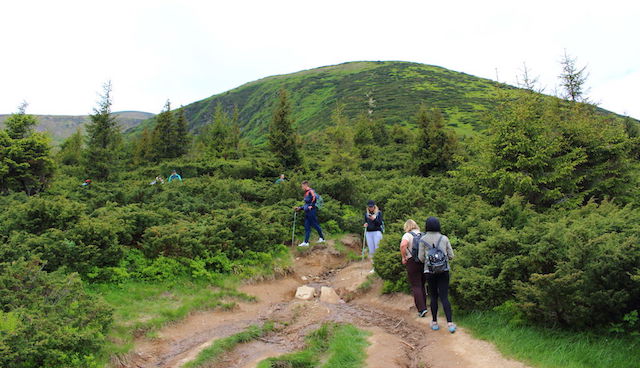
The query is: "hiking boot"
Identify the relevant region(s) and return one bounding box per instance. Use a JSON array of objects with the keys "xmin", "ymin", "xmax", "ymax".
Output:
[
  {"xmin": 431, "ymin": 321, "xmax": 440, "ymax": 331},
  {"xmin": 448, "ymin": 323, "xmax": 457, "ymax": 333},
  {"xmin": 298, "ymin": 242, "xmax": 310, "ymax": 247},
  {"xmin": 316, "ymin": 238, "xmax": 325, "ymax": 243},
  {"xmin": 418, "ymin": 310, "xmax": 428, "ymax": 318}
]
